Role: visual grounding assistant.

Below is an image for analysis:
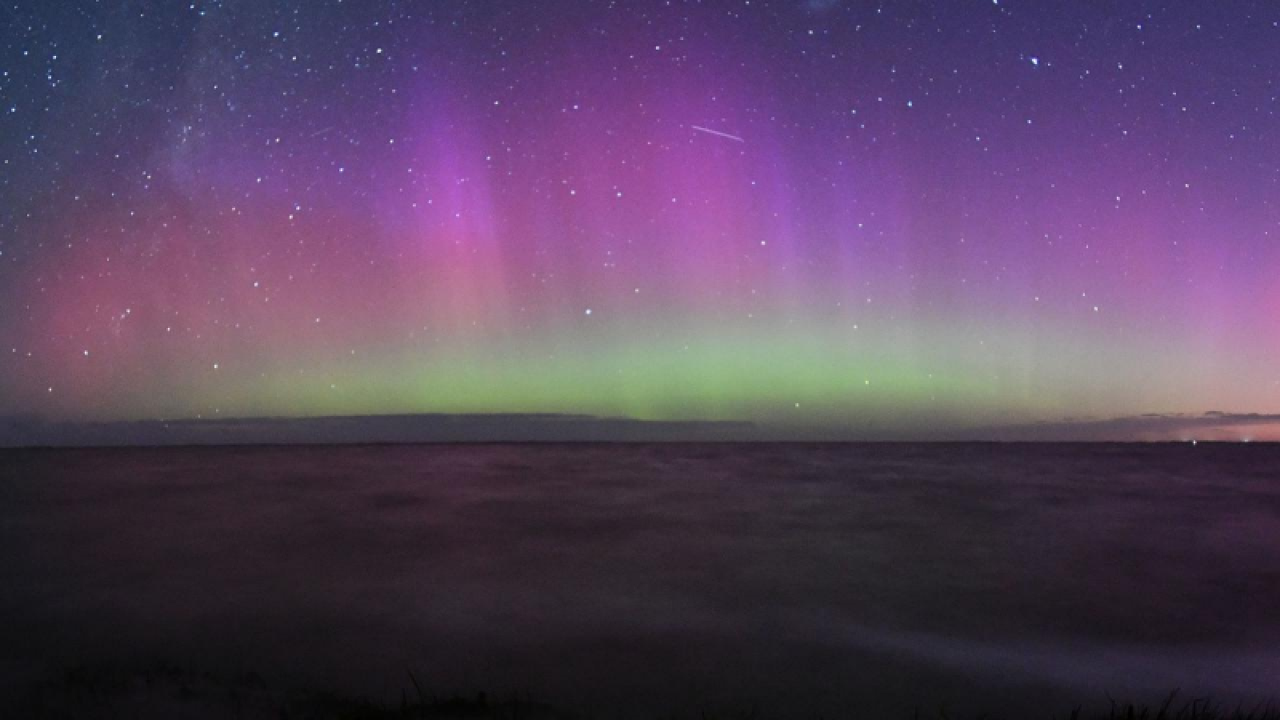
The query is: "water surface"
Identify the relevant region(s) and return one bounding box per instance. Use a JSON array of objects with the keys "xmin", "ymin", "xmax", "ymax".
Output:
[{"xmin": 2, "ymin": 443, "xmax": 1277, "ymax": 716}]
